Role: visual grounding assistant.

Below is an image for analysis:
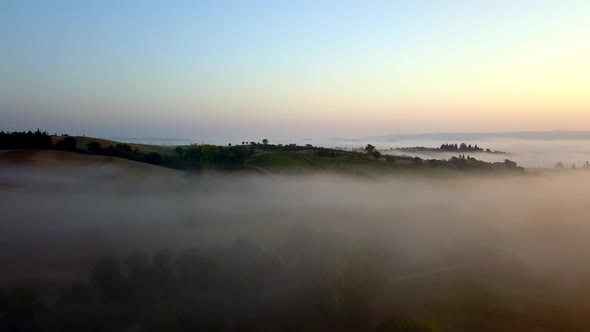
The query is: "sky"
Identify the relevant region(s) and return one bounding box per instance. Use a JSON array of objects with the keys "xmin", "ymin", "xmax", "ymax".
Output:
[{"xmin": 1, "ymin": 0, "xmax": 589, "ymax": 140}]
